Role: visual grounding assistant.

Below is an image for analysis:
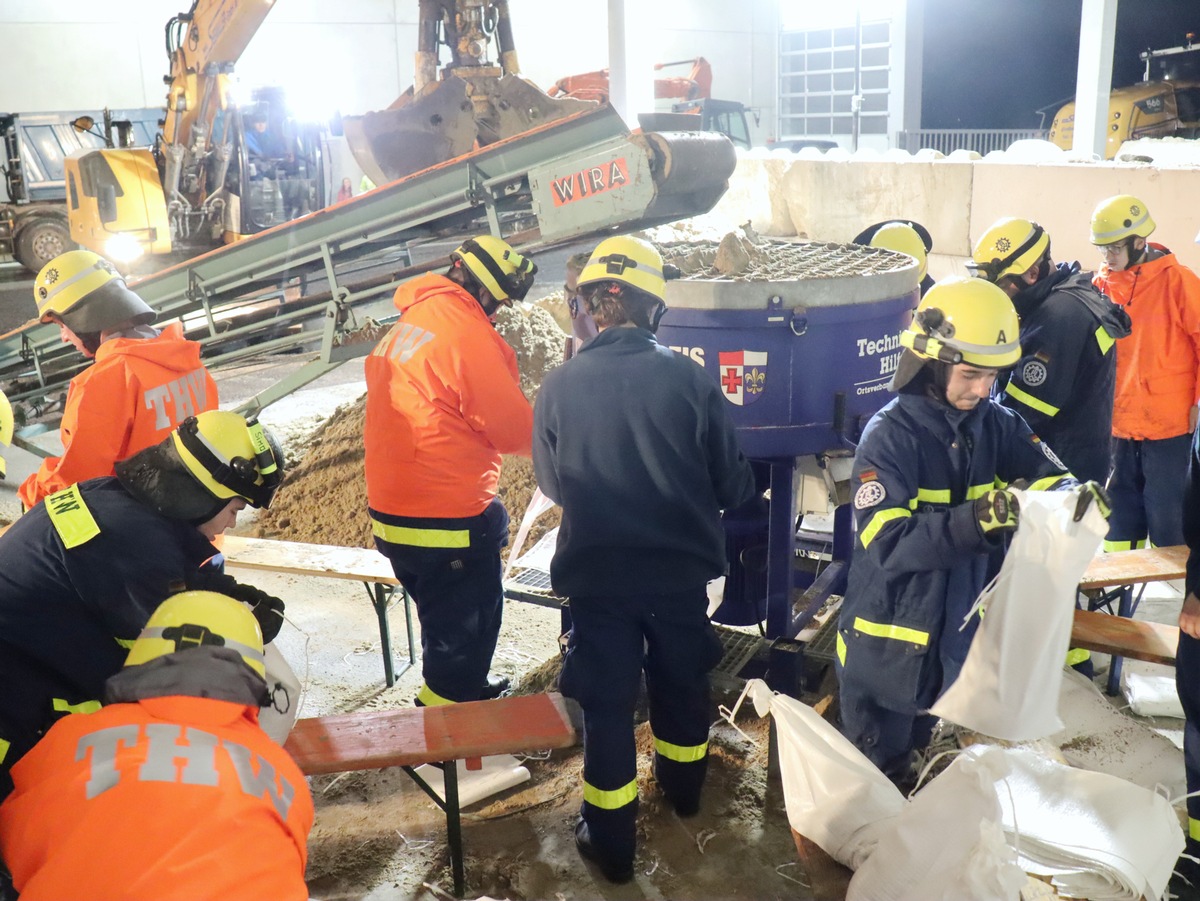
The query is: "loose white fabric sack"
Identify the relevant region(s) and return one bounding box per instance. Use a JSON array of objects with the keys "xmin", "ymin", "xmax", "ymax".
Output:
[
  {"xmin": 931, "ymin": 488, "xmax": 1107, "ymax": 740},
  {"xmin": 847, "ymin": 747, "xmax": 1025, "ymax": 901},
  {"xmin": 965, "ymin": 745, "xmax": 1183, "ymax": 901},
  {"xmin": 503, "ymin": 487, "xmax": 556, "ymax": 582},
  {"xmin": 1120, "ymin": 661, "xmax": 1185, "ymax": 719},
  {"xmin": 746, "ymin": 679, "xmax": 905, "ymax": 869},
  {"xmin": 258, "ymin": 642, "xmax": 301, "ymax": 745}
]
